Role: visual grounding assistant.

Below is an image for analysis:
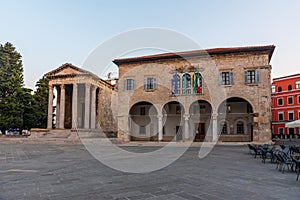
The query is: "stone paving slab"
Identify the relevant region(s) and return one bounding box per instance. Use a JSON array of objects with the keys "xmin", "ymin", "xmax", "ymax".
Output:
[{"xmin": 0, "ymin": 144, "xmax": 299, "ymax": 200}]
